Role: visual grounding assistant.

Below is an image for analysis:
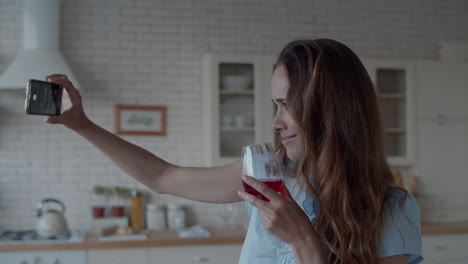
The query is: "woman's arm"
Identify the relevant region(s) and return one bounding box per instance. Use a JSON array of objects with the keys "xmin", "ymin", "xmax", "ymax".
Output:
[
  {"xmin": 46, "ymin": 74, "xmax": 242, "ymax": 204},
  {"xmin": 290, "ymin": 234, "xmax": 326, "ymax": 264},
  {"xmin": 75, "ymin": 121, "xmax": 242, "ymax": 203}
]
